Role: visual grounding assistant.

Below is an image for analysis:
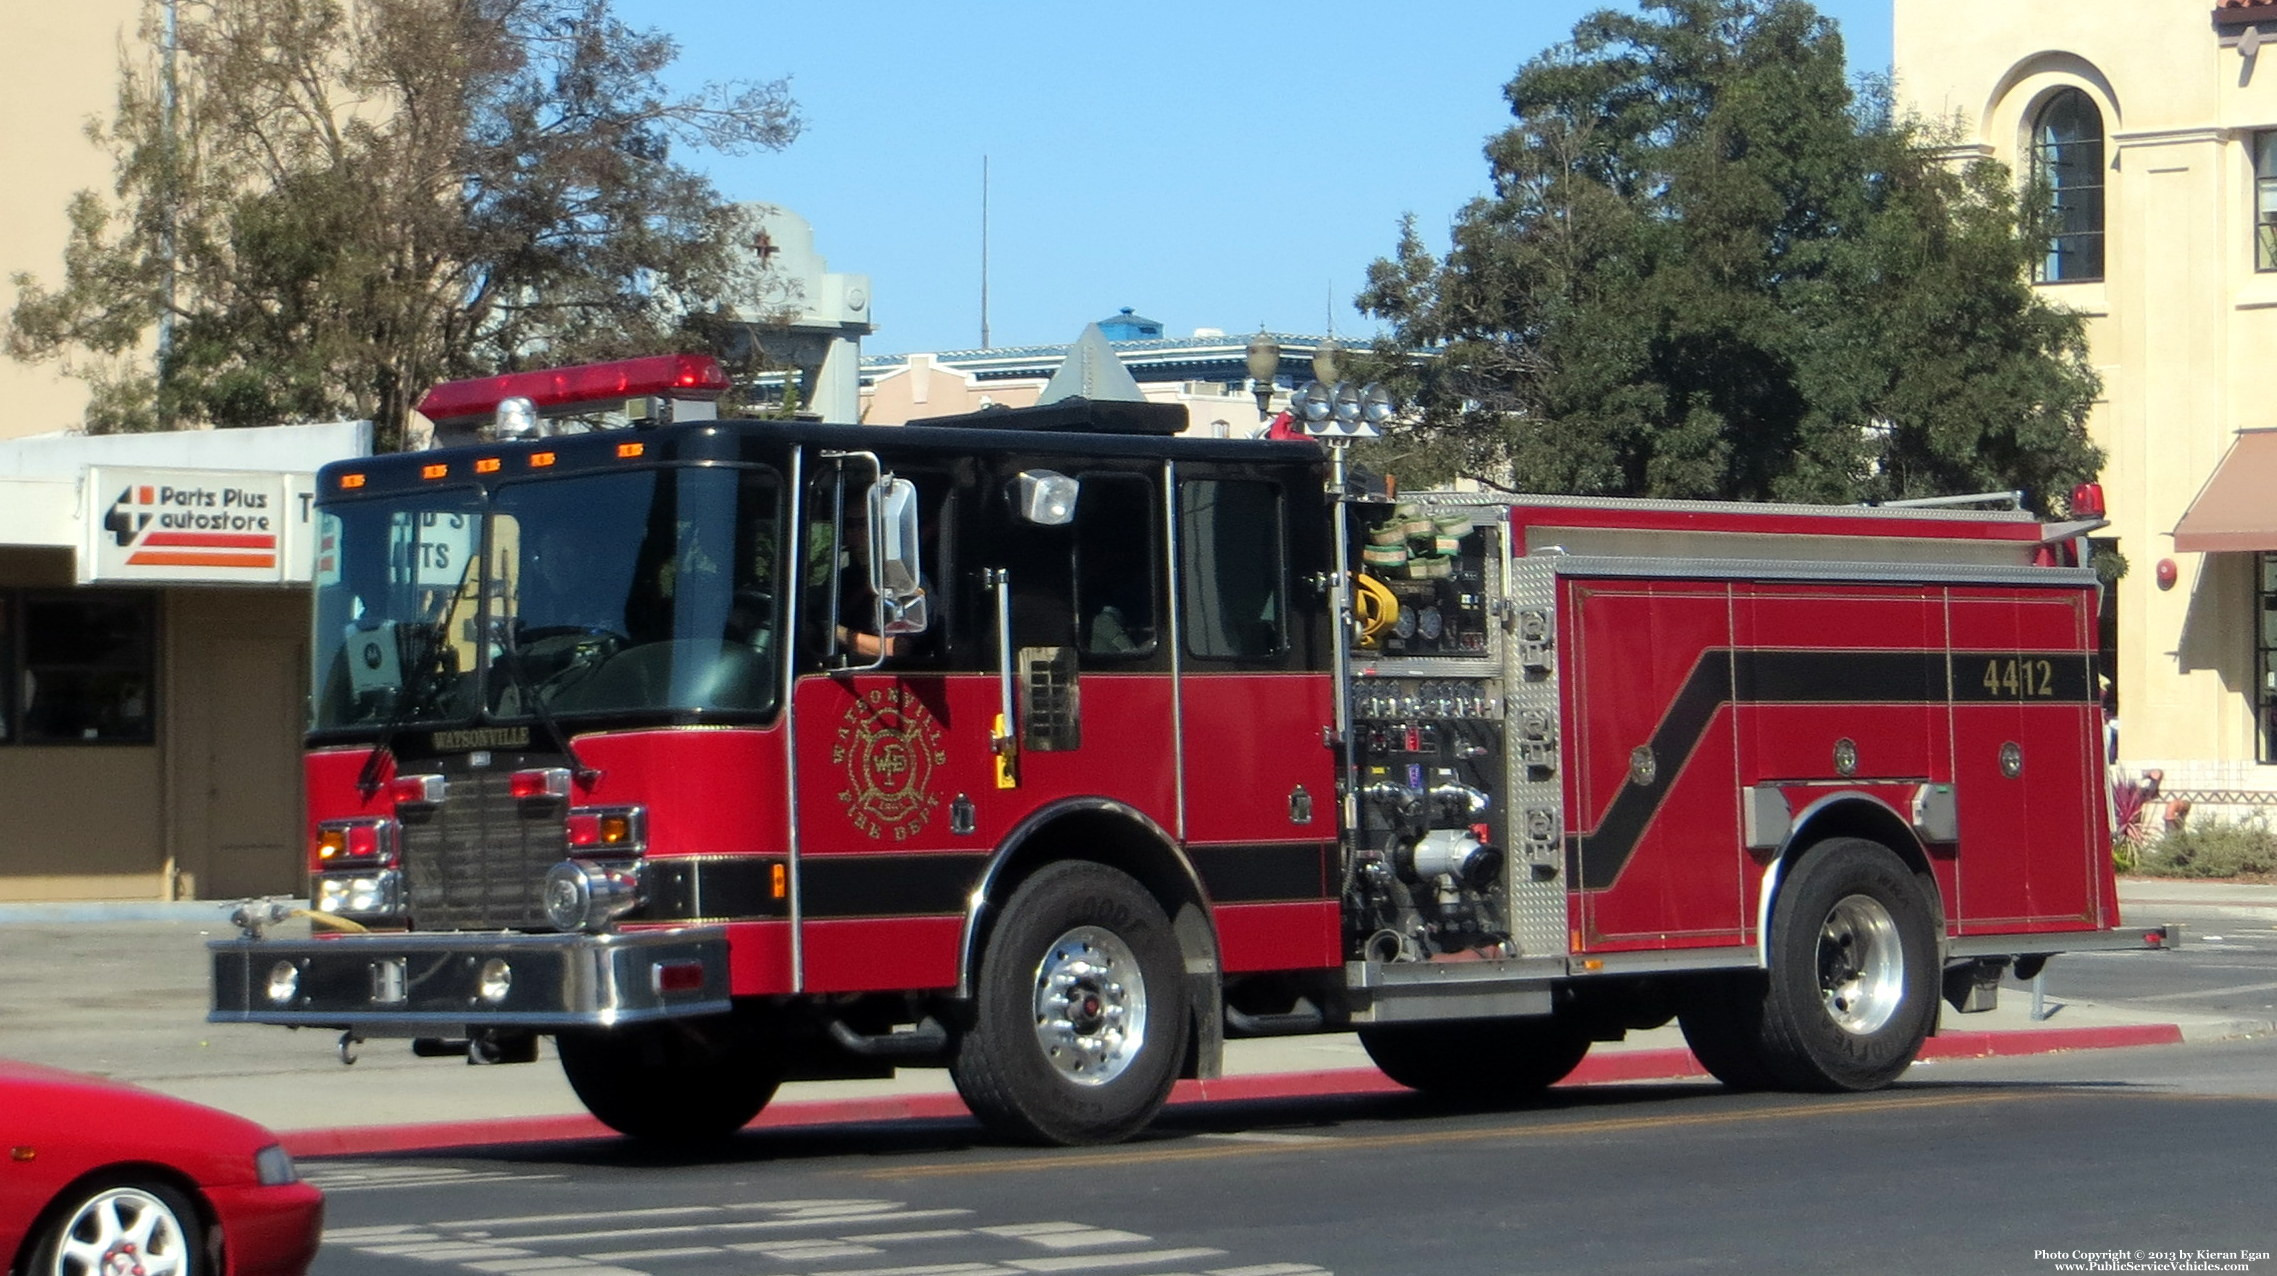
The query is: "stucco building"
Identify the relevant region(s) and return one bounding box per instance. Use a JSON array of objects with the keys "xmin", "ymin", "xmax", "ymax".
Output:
[
  {"xmin": 0, "ymin": 0, "xmax": 139, "ymax": 441},
  {"xmin": 1897, "ymin": 0, "xmax": 2277, "ymax": 810},
  {"xmin": 856, "ymin": 314, "xmax": 1343, "ymax": 438}
]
